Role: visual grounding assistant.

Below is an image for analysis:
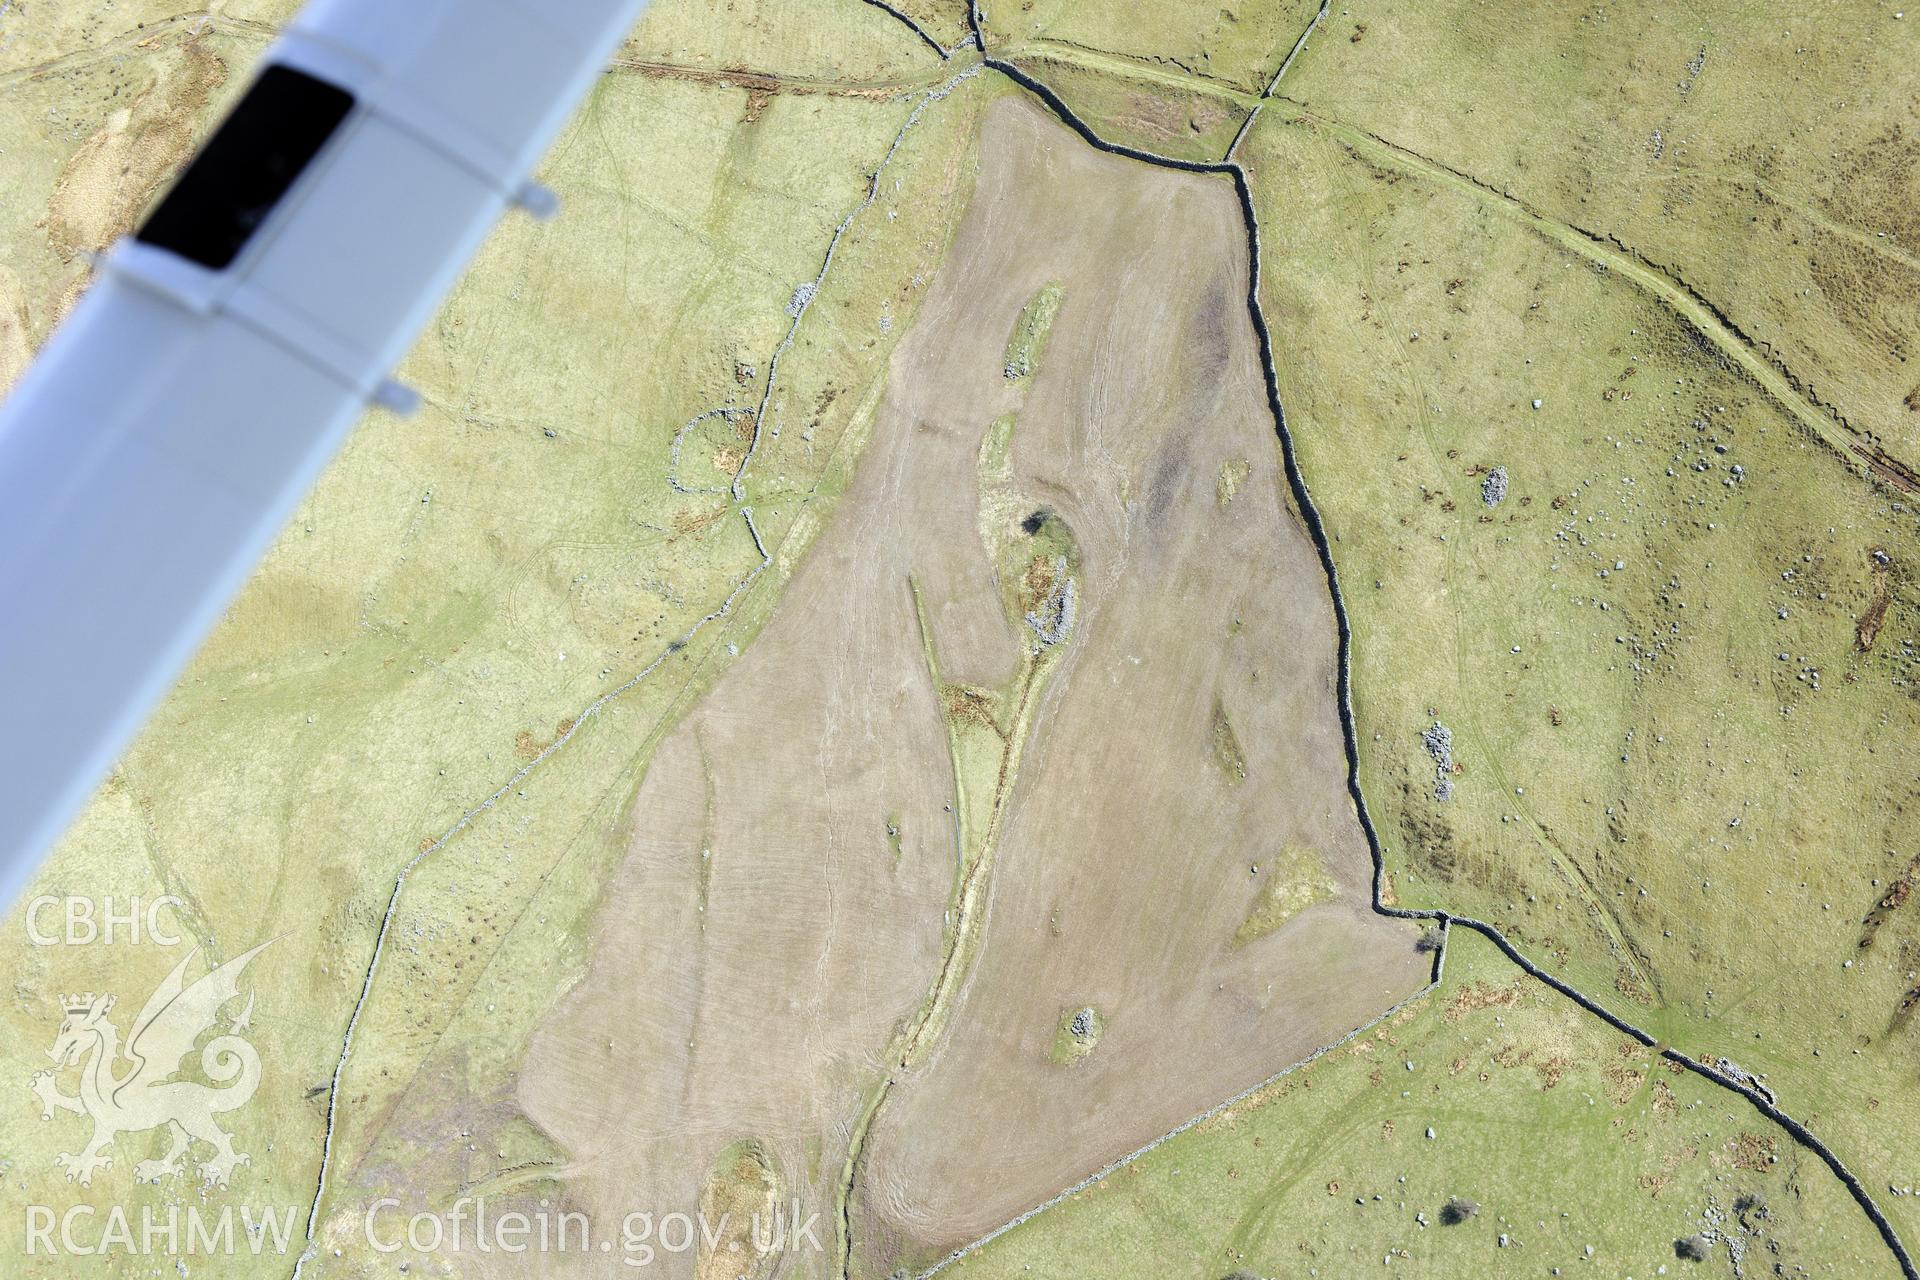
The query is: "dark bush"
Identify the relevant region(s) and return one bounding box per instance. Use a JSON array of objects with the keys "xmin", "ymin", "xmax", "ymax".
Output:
[{"xmin": 1438, "ymin": 1196, "xmax": 1479, "ymax": 1225}]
